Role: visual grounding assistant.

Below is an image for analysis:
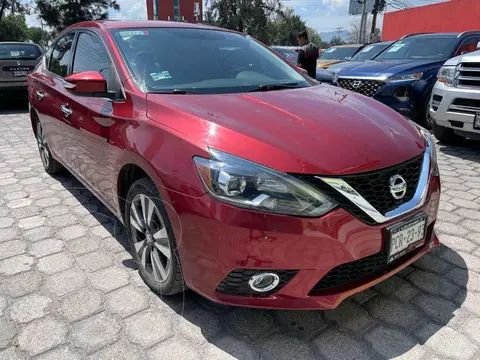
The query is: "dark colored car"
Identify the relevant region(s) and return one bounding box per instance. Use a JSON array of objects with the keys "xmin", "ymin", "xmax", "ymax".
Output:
[
  {"xmin": 0, "ymin": 42, "xmax": 42, "ymax": 99},
  {"xmin": 326, "ymin": 41, "xmax": 394, "ymax": 74},
  {"xmin": 336, "ymin": 32, "xmax": 480, "ymax": 128},
  {"xmin": 317, "ymin": 44, "xmax": 365, "ymax": 69},
  {"xmin": 28, "ymin": 21, "xmax": 440, "ymax": 310}
]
